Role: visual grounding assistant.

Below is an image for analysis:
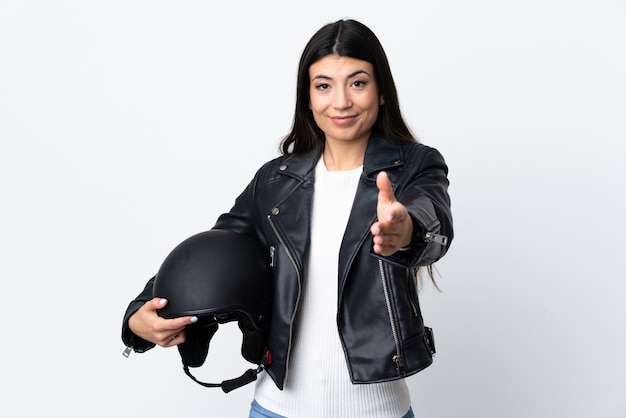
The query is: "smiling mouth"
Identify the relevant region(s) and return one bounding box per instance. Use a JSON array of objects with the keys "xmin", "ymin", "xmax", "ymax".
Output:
[{"xmin": 330, "ymin": 115, "xmax": 357, "ymax": 125}]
